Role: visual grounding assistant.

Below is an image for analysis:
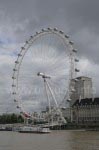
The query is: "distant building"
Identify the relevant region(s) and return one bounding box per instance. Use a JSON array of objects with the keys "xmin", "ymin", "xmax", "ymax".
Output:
[
  {"xmin": 61, "ymin": 107, "xmax": 71, "ymax": 121},
  {"xmin": 70, "ymin": 76, "xmax": 93, "ymax": 105},
  {"xmin": 72, "ymin": 98, "xmax": 99, "ymax": 125}
]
